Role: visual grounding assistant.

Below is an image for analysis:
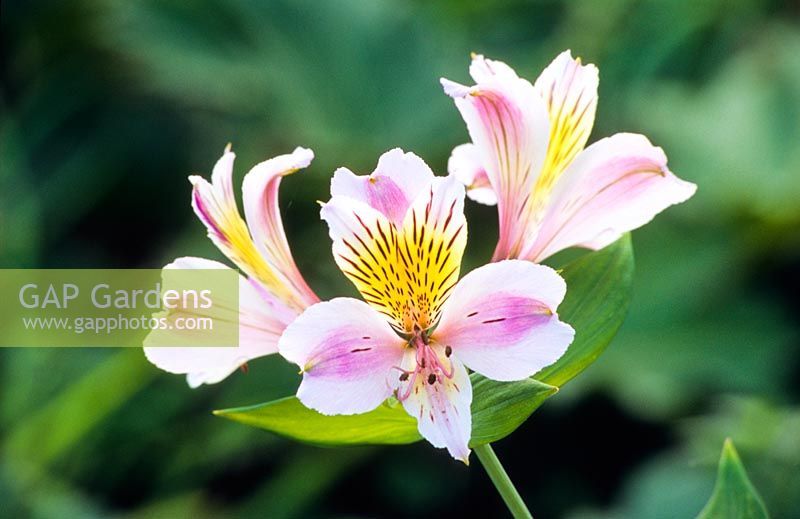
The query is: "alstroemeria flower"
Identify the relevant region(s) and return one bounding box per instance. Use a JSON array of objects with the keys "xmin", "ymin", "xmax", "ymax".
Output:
[
  {"xmin": 442, "ymin": 51, "xmax": 697, "ymax": 262},
  {"xmin": 278, "ymin": 149, "xmax": 574, "ymax": 462},
  {"xmin": 144, "ymin": 146, "xmax": 319, "ymax": 387}
]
